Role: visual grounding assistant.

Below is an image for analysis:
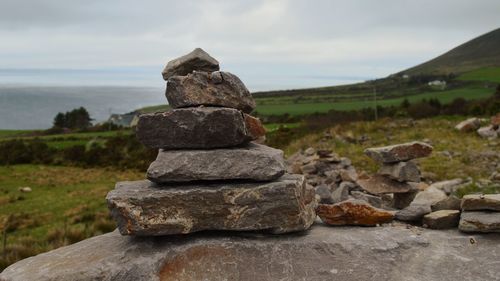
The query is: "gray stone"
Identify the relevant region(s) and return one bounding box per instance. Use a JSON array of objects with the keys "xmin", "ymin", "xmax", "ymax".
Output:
[
  {"xmin": 461, "ymin": 194, "xmax": 500, "ymax": 211},
  {"xmin": 147, "ymin": 143, "xmax": 285, "ymax": 183},
  {"xmin": 393, "ymin": 191, "xmax": 418, "ymax": 209},
  {"xmin": 364, "ymin": 141, "xmax": 433, "ymax": 163},
  {"xmin": 3, "ymin": 225, "xmax": 500, "ymax": 281},
  {"xmin": 161, "ymin": 48, "xmax": 219, "ymax": 80},
  {"xmin": 357, "ymin": 175, "xmax": 415, "ymax": 195},
  {"xmin": 477, "ymin": 125, "xmax": 498, "ymax": 139},
  {"xmin": 455, "ymin": 117, "xmax": 481, "ymax": 132},
  {"xmin": 331, "ymin": 184, "xmax": 349, "ymax": 203},
  {"xmin": 314, "ymin": 184, "xmax": 334, "ymax": 204},
  {"xmin": 412, "ymin": 186, "xmax": 448, "ymax": 206},
  {"xmin": 106, "ymin": 174, "xmax": 315, "ymax": 236},
  {"xmin": 350, "ymin": 191, "xmax": 383, "ymax": 208},
  {"xmin": 396, "ymin": 204, "xmax": 432, "ymax": 222},
  {"xmin": 429, "ymin": 178, "xmax": 466, "ymax": 195},
  {"xmin": 459, "ymin": 211, "xmax": 500, "ymax": 233},
  {"xmin": 378, "ymin": 161, "xmax": 420, "ymax": 182},
  {"xmin": 423, "ymin": 210, "xmax": 460, "ymax": 229},
  {"xmin": 166, "ymin": 71, "xmax": 256, "ymax": 113},
  {"xmin": 431, "ymin": 196, "xmax": 462, "ymax": 211},
  {"xmin": 340, "ymin": 168, "xmax": 358, "ymax": 182},
  {"xmin": 136, "ymin": 107, "xmax": 264, "ymax": 149}
]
